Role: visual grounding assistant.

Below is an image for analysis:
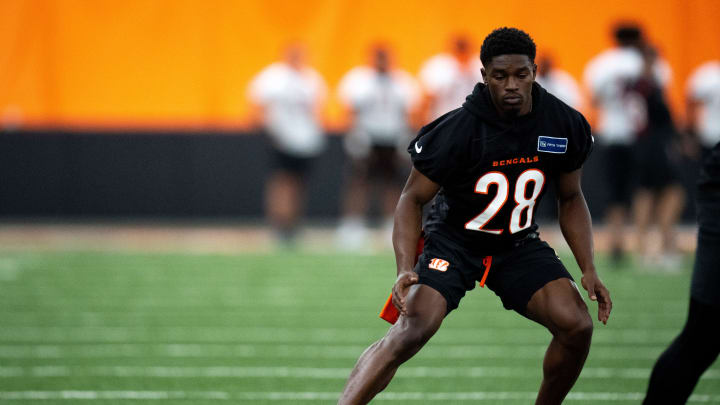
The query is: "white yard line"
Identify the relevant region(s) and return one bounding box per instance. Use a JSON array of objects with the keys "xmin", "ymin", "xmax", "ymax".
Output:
[
  {"xmin": 0, "ymin": 391, "xmax": 718, "ymax": 402},
  {"xmin": 0, "ymin": 326, "xmax": 683, "ymax": 345},
  {"xmin": 0, "ymin": 391, "xmax": 230, "ymax": 400},
  {"xmin": 0, "ymin": 365, "xmax": 717, "ymax": 380},
  {"xmin": 0, "ymin": 343, "xmax": 668, "ymax": 360}
]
